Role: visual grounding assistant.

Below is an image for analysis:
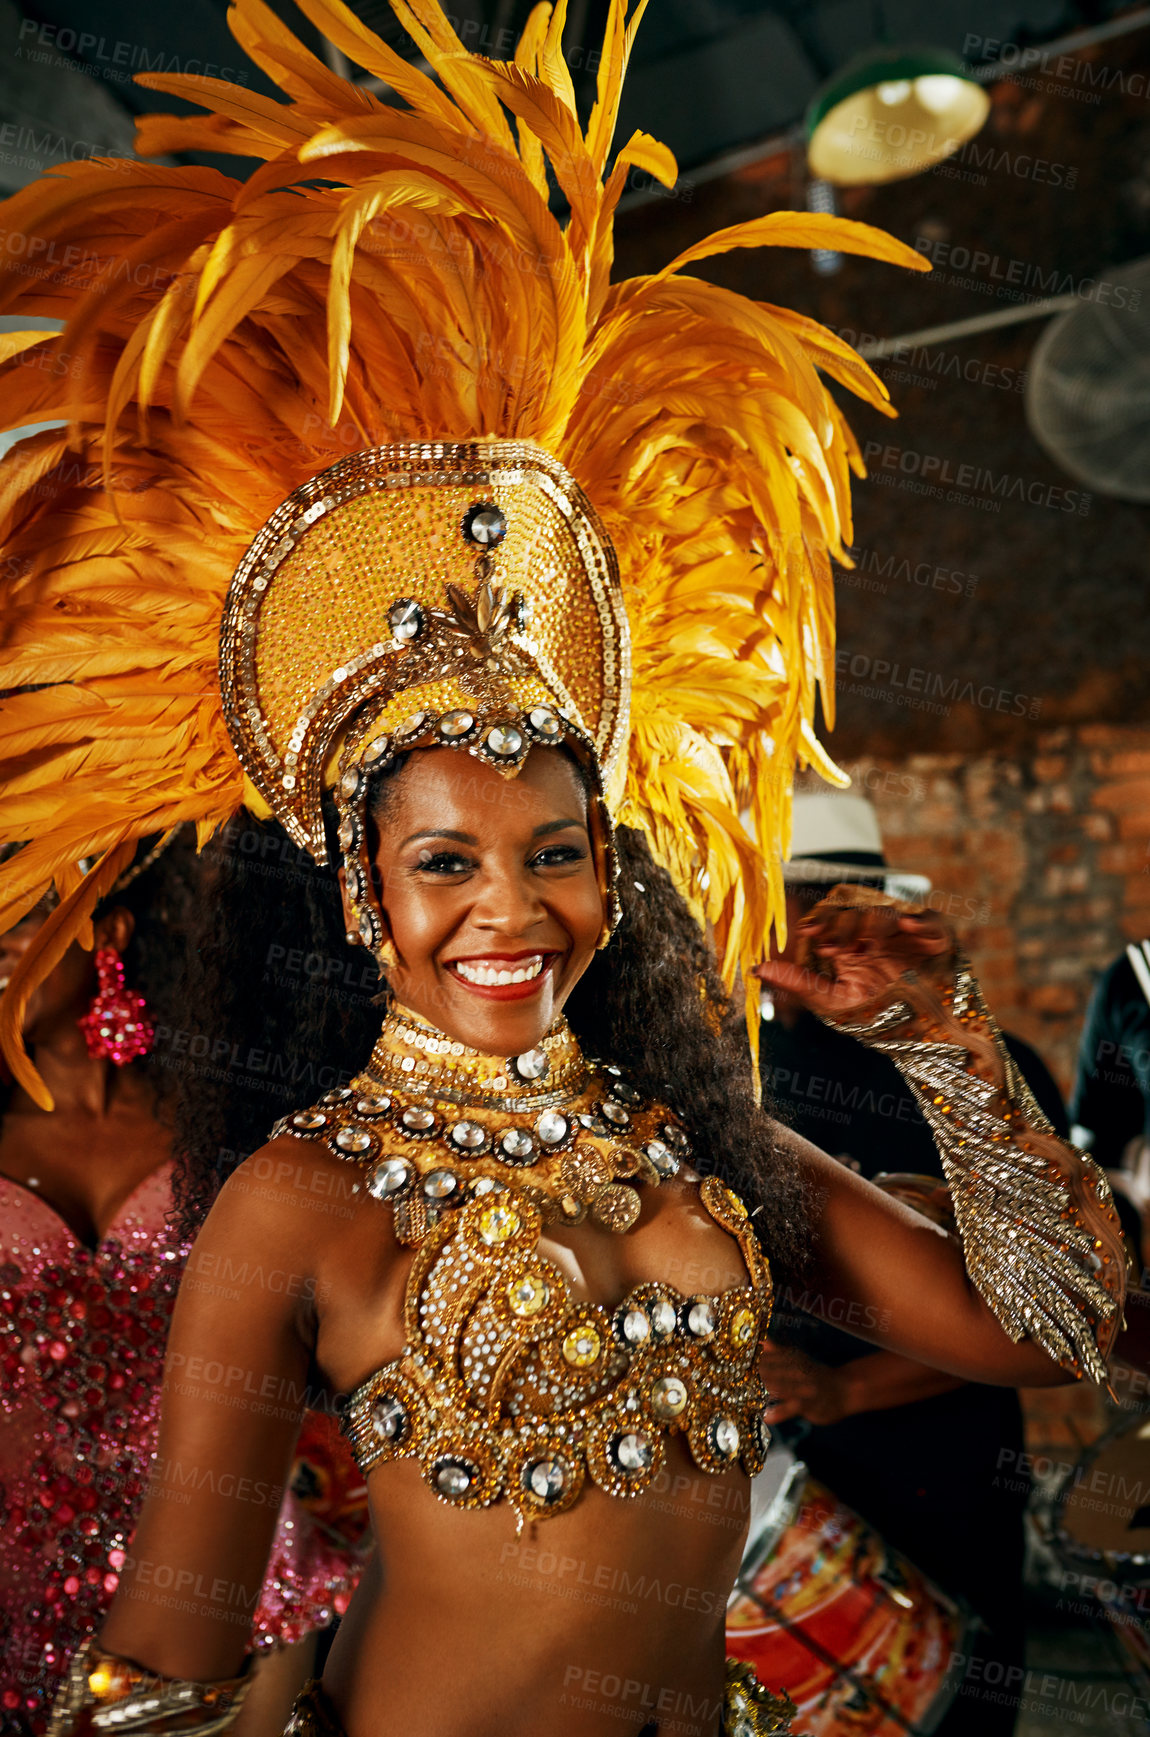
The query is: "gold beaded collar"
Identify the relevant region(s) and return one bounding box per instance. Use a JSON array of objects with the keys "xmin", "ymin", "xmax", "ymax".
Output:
[
  {"xmin": 361, "ymin": 1004, "xmax": 588, "ymax": 1111},
  {"xmin": 275, "ymin": 1009, "xmax": 689, "ymax": 1240}
]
